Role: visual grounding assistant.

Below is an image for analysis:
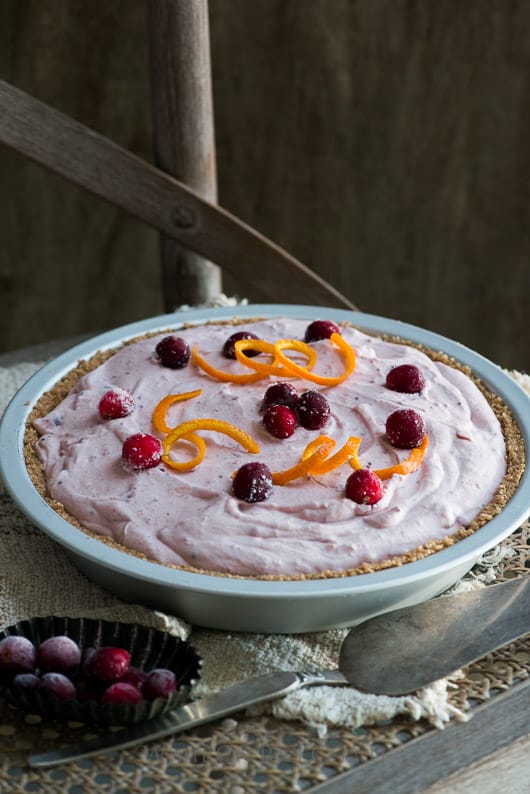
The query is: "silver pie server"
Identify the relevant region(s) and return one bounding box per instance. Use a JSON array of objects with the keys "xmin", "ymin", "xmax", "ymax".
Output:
[{"xmin": 28, "ymin": 576, "xmax": 529, "ymax": 768}]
